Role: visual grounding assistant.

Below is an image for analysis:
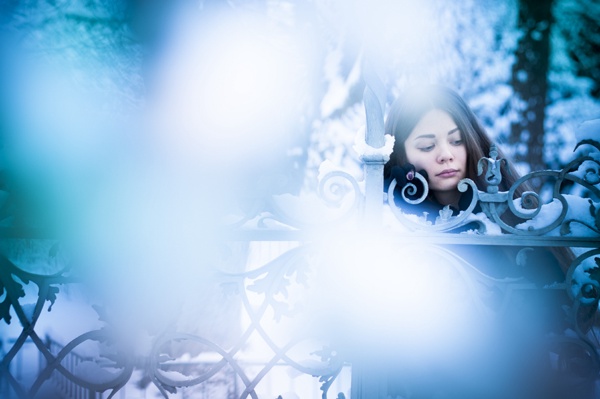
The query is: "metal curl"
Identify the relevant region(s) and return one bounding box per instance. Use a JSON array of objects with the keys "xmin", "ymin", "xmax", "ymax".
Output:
[
  {"xmin": 231, "ymin": 169, "xmax": 362, "ymax": 231},
  {"xmin": 489, "ymin": 171, "xmax": 568, "ymax": 235},
  {"xmin": 581, "ymin": 164, "xmax": 600, "ymax": 185},
  {"xmin": 547, "ymin": 336, "xmax": 600, "ymax": 382},
  {"xmin": 221, "ymin": 246, "xmax": 344, "ymax": 388},
  {"xmin": 250, "ymin": 171, "xmax": 361, "ymax": 230},
  {"xmin": 31, "ymin": 330, "xmax": 134, "ymax": 396},
  {"xmin": 560, "ymin": 155, "xmax": 600, "ymax": 198},
  {"xmin": 585, "ymin": 170, "xmax": 600, "ymax": 185},
  {"xmin": 574, "ymin": 139, "xmax": 600, "ymax": 153},
  {"xmin": 399, "ymin": 172, "xmax": 429, "ymax": 205},
  {"xmin": 506, "ymin": 178, "xmax": 545, "ymax": 221},
  {"xmin": 218, "ymin": 245, "xmax": 343, "ymax": 385},
  {"xmin": 561, "ymin": 219, "xmax": 600, "ymax": 236},
  {"xmin": 388, "ymin": 178, "xmax": 480, "ymax": 232},
  {"xmin": 565, "ymin": 249, "xmax": 600, "ymax": 303},
  {"xmin": 0, "ymin": 253, "xmax": 70, "ymax": 327},
  {"xmin": 578, "ymin": 283, "xmax": 600, "ymax": 306},
  {"xmin": 318, "ymin": 170, "xmax": 361, "ymax": 207},
  {"xmin": 150, "ymin": 333, "xmax": 248, "ymax": 394},
  {"xmin": 519, "ymin": 190, "xmax": 541, "ymax": 213},
  {"xmin": 563, "ymin": 174, "xmax": 600, "ymax": 202},
  {"xmin": 481, "ymin": 142, "xmax": 600, "ymax": 235},
  {"xmin": 456, "ymin": 179, "xmax": 473, "ymax": 194}
]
